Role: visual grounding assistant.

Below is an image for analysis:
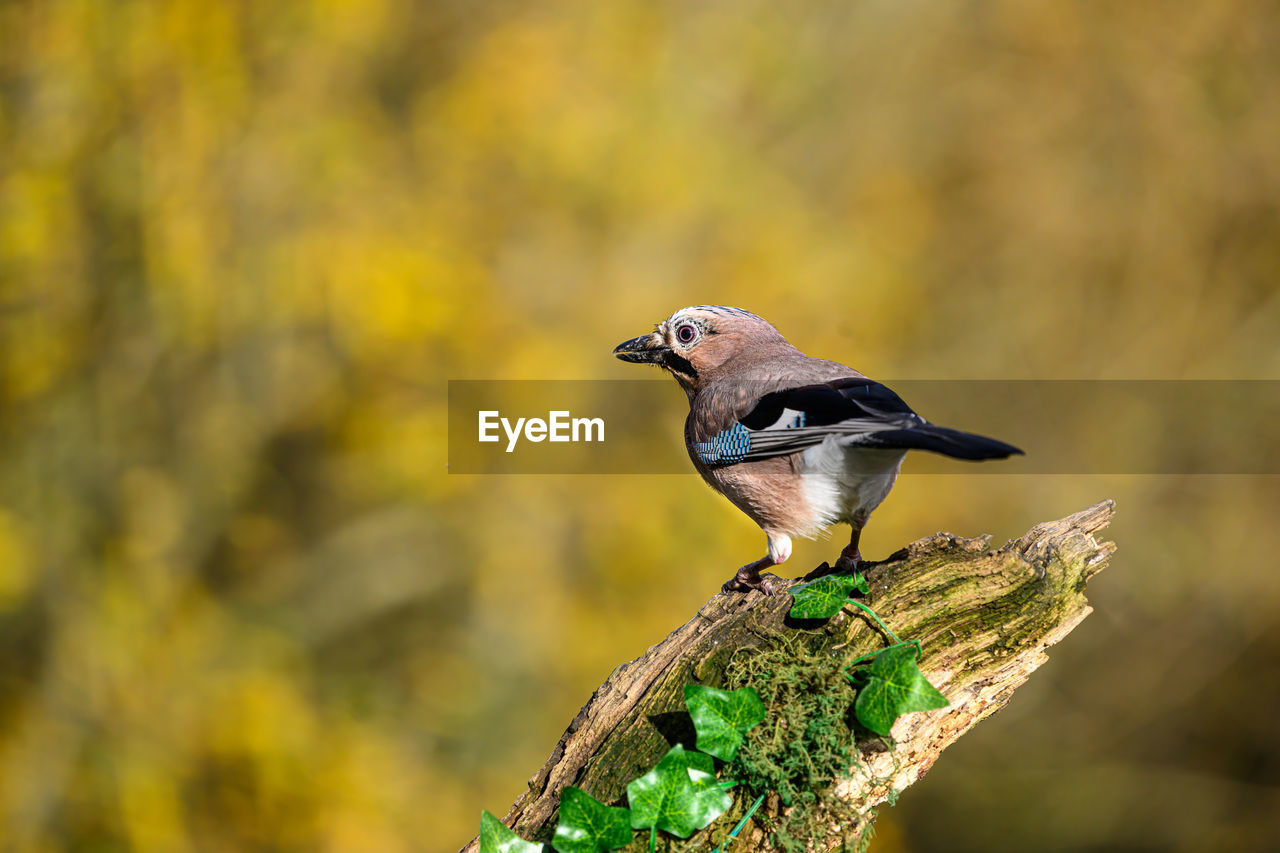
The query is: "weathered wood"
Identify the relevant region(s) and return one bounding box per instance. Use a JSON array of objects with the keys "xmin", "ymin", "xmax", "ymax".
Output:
[{"xmin": 459, "ymin": 500, "xmax": 1116, "ymax": 852}]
